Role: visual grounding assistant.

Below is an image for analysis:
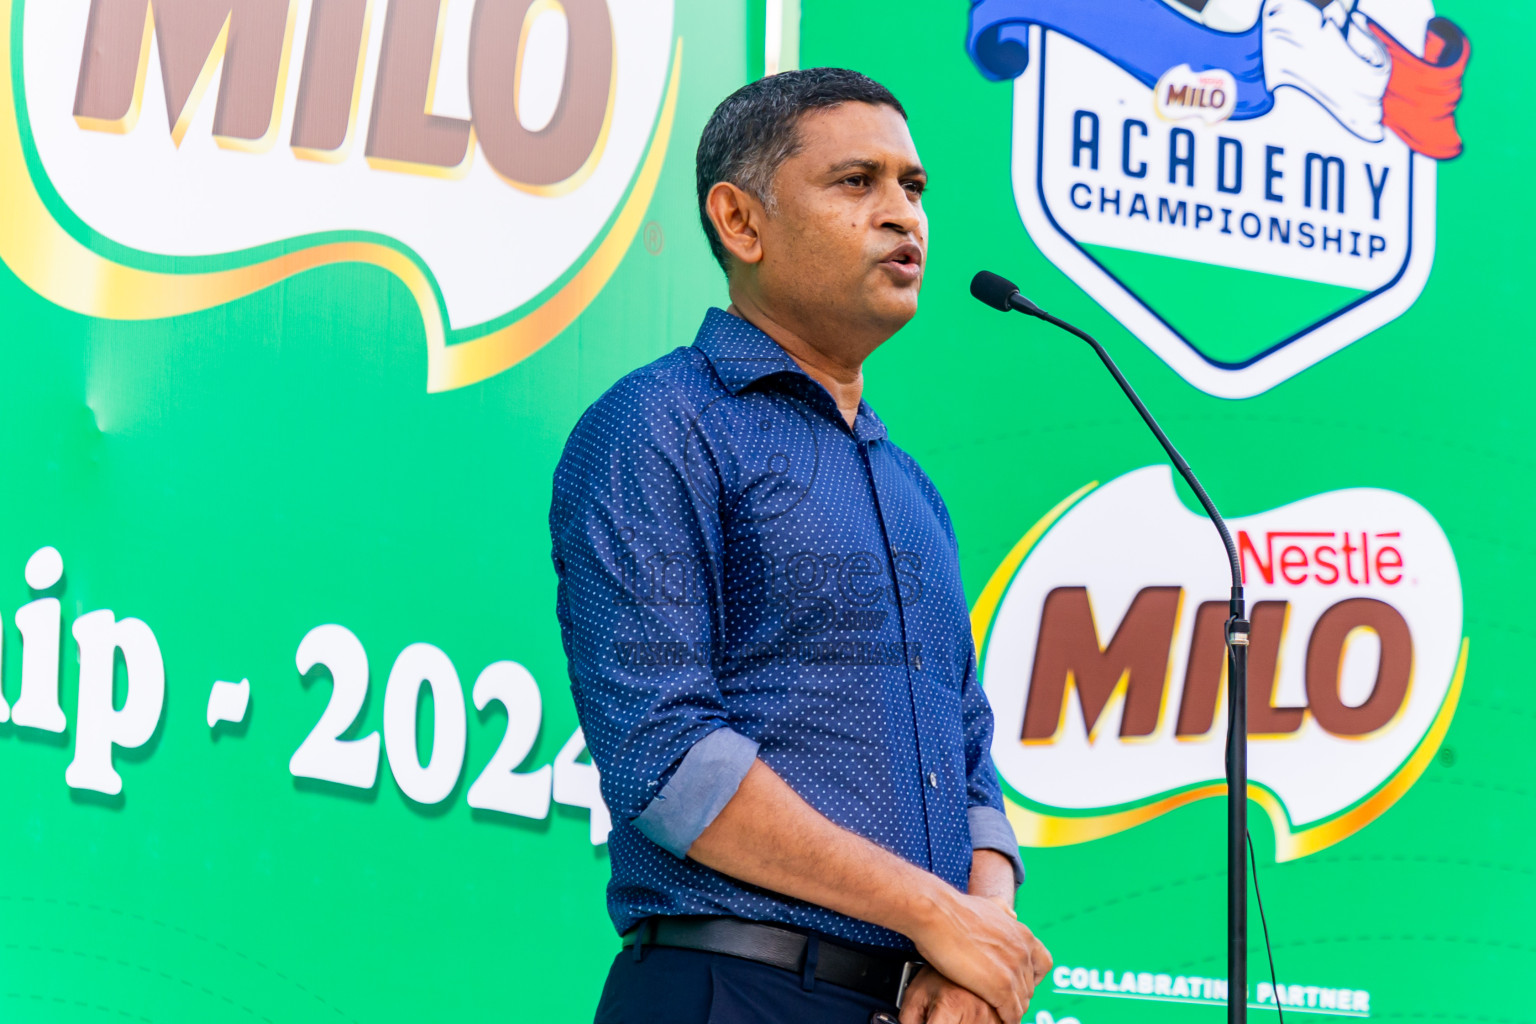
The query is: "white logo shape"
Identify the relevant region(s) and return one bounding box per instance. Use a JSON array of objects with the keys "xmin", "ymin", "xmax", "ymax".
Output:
[
  {"xmin": 987, "ymin": 0, "xmax": 1469, "ymax": 397},
  {"xmin": 22, "ymin": 0, "xmax": 675, "ymax": 331},
  {"xmin": 979, "ymin": 467, "xmax": 1465, "ymax": 858}
]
